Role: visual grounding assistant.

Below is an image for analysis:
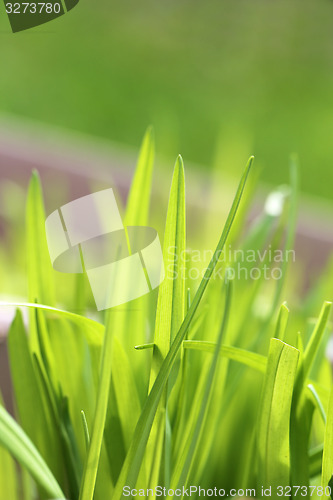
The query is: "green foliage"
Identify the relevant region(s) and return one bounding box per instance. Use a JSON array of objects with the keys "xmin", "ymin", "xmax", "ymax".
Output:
[
  {"xmin": 79, "ymin": 309, "xmax": 114, "ymax": 500},
  {"xmin": 0, "ymin": 131, "xmax": 332, "ymax": 500},
  {"xmin": 0, "ymin": 404, "xmax": 64, "ymax": 499},
  {"xmin": 257, "ymin": 339, "xmax": 299, "ymax": 491},
  {"xmin": 146, "ymin": 154, "xmax": 186, "ymax": 489}
]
